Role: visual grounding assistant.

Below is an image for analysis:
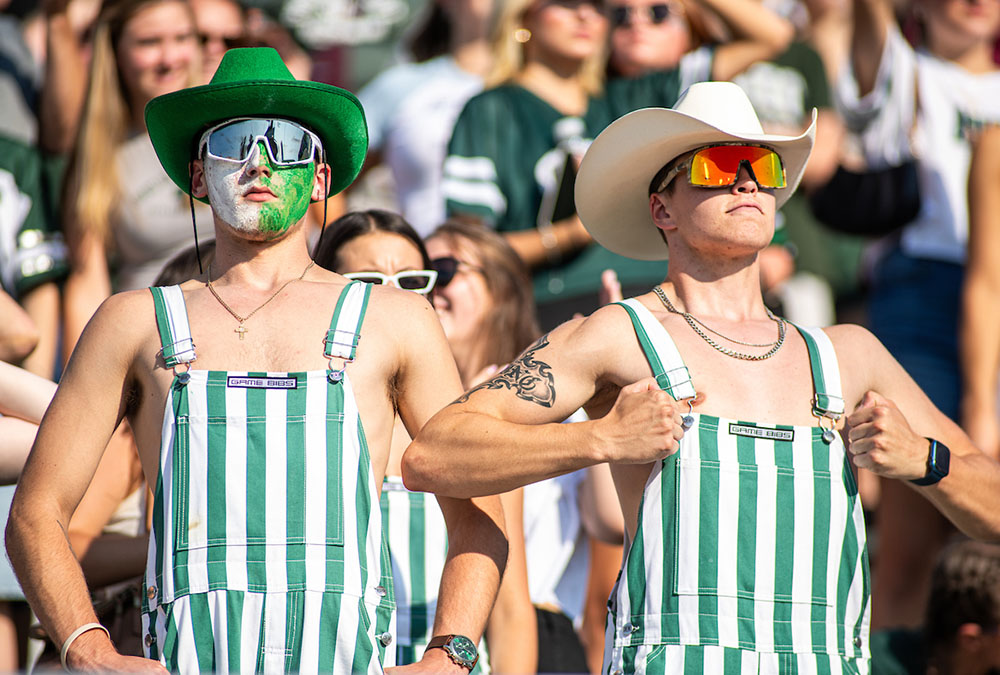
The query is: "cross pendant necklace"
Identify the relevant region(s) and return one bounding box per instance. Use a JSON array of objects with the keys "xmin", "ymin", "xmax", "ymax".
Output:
[{"xmin": 206, "ymin": 261, "xmax": 315, "ymax": 340}]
